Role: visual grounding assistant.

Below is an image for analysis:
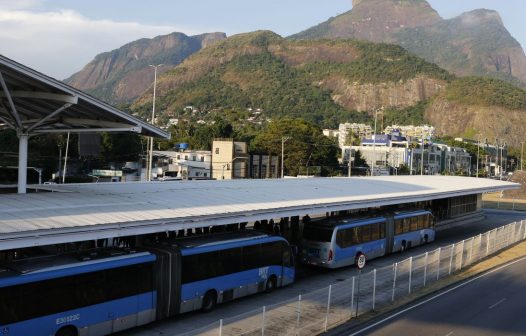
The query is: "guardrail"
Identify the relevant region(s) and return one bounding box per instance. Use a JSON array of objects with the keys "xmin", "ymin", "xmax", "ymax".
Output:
[{"xmin": 179, "ymin": 220, "xmax": 526, "ymax": 336}]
